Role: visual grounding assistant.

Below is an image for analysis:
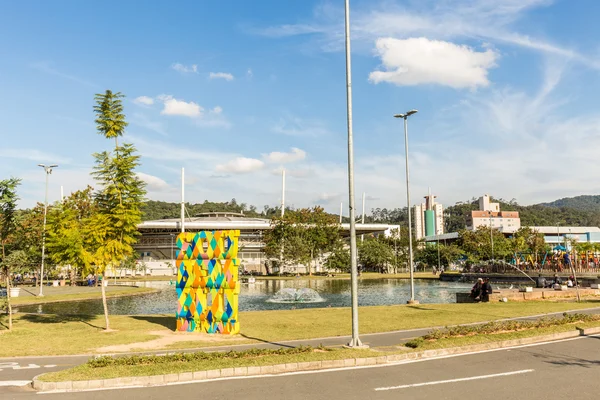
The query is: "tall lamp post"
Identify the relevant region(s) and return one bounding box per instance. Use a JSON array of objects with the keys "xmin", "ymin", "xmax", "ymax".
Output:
[
  {"xmin": 489, "ymin": 211, "xmax": 494, "ymax": 261},
  {"xmin": 394, "ymin": 110, "xmax": 418, "ymax": 304},
  {"xmin": 344, "ymin": 0, "xmax": 363, "ymax": 348},
  {"xmin": 38, "ymin": 163, "xmax": 58, "ymax": 297}
]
